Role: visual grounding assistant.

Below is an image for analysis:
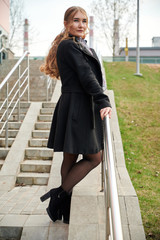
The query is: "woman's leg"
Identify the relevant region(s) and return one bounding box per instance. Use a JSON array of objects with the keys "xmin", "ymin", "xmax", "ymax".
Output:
[
  {"xmin": 61, "ymin": 153, "xmax": 79, "ymax": 184},
  {"xmin": 62, "ymin": 151, "xmax": 102, "ymax": 192}
]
